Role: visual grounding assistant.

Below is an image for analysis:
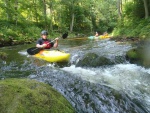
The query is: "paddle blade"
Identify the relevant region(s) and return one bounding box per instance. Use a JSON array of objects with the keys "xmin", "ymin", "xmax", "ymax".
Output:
[
  {"xmin": 27, "ymin": 47, "xmax": 41, "ymax": 55},
  {"xmin": 62, "ymin": 32, "xmax": 68, "ymax": 39}
]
